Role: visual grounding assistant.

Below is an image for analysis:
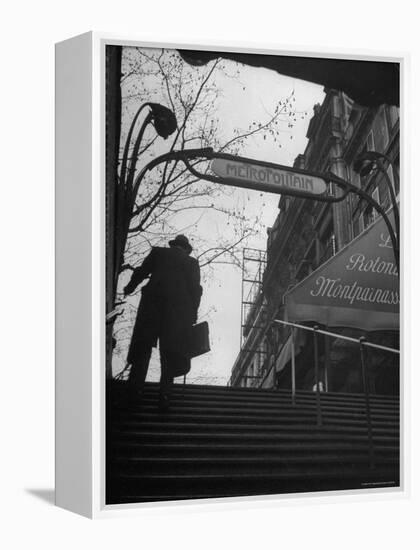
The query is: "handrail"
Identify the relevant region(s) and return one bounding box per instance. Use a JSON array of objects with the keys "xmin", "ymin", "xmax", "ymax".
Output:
[
  {"xmin": 271, "ymin": 317, "xmax": 399, "ymax": 469},
  {"xmin": 273, "ymin": 319, "xmax": 399, "ymax": 354}
]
